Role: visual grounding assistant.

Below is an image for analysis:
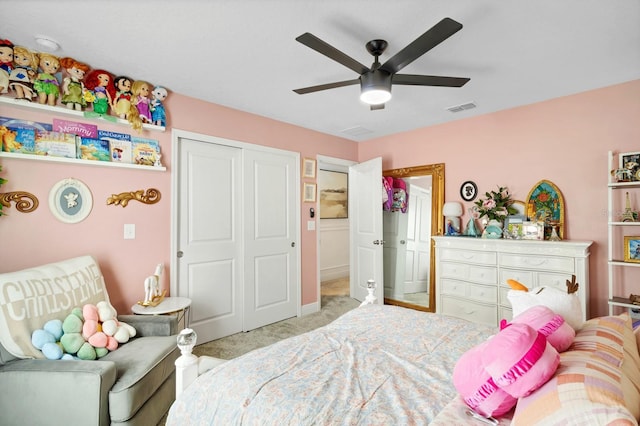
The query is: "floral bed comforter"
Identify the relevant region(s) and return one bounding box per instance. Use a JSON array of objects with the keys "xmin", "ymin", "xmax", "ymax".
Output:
[{"xmin": 167, "ymin": 304, "xmax": 496, "ymax": 425}]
